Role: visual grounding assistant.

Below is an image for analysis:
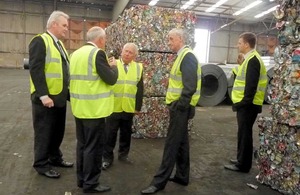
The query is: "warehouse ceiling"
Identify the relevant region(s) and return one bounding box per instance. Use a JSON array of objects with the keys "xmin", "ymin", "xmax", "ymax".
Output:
[
  {"xmin": 55, "ymin": 0, "xmax": 278, "ymax": 23},
  {"xmin": 130, "ymin": 0, "xmax": 278, "ymax": 23}
]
